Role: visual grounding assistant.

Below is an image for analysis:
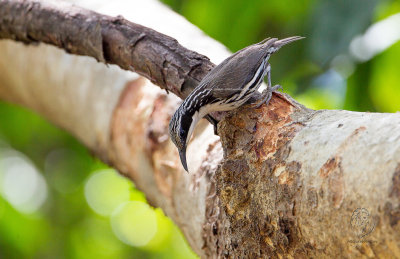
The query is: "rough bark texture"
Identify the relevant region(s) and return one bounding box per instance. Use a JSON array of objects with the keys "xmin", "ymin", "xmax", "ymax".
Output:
[
  {"xmin": 1, "ymin": 0, "xmax": 400, "ymax": 258},
  {"xmin": 0, "ymin": 0, "xmax": 214, "ymax": 98},
  {"xmin": 210, "ymin": 94, "xmax": 400, "ymax": 258}
]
